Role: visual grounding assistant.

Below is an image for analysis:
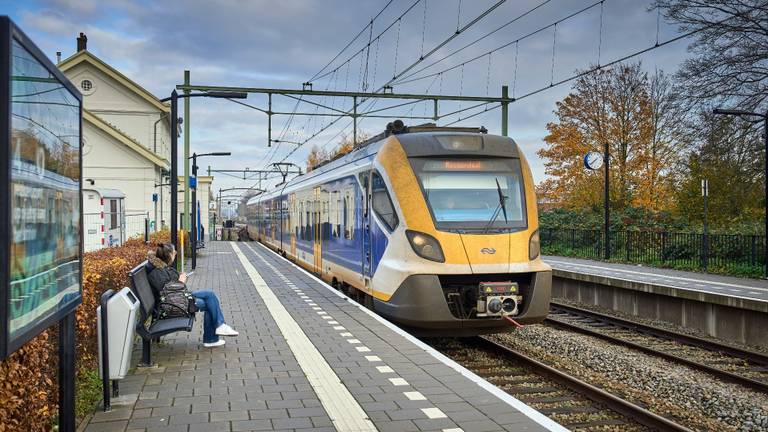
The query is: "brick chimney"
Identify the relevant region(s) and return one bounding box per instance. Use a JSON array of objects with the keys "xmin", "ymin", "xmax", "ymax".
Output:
[{"xmin": 76, "ymin": 32, "xmax": 87, "ymax": 52}]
